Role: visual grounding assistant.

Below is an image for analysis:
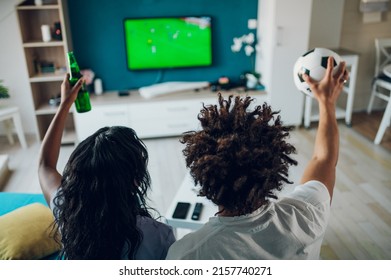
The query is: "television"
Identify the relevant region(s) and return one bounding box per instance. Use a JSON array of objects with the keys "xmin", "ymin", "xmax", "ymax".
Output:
[{"xmin": 123, "ymin": 16, "xmax": 212, "ymax": 70}]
